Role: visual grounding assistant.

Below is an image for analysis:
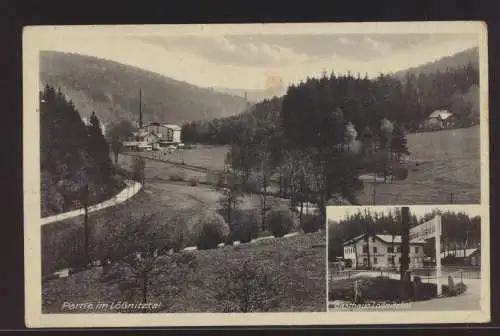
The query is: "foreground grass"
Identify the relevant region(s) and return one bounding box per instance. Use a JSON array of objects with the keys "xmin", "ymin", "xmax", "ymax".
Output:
[{"xmin": 43, "ymin": 231, "xmax": 326, "ymax": 313}]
